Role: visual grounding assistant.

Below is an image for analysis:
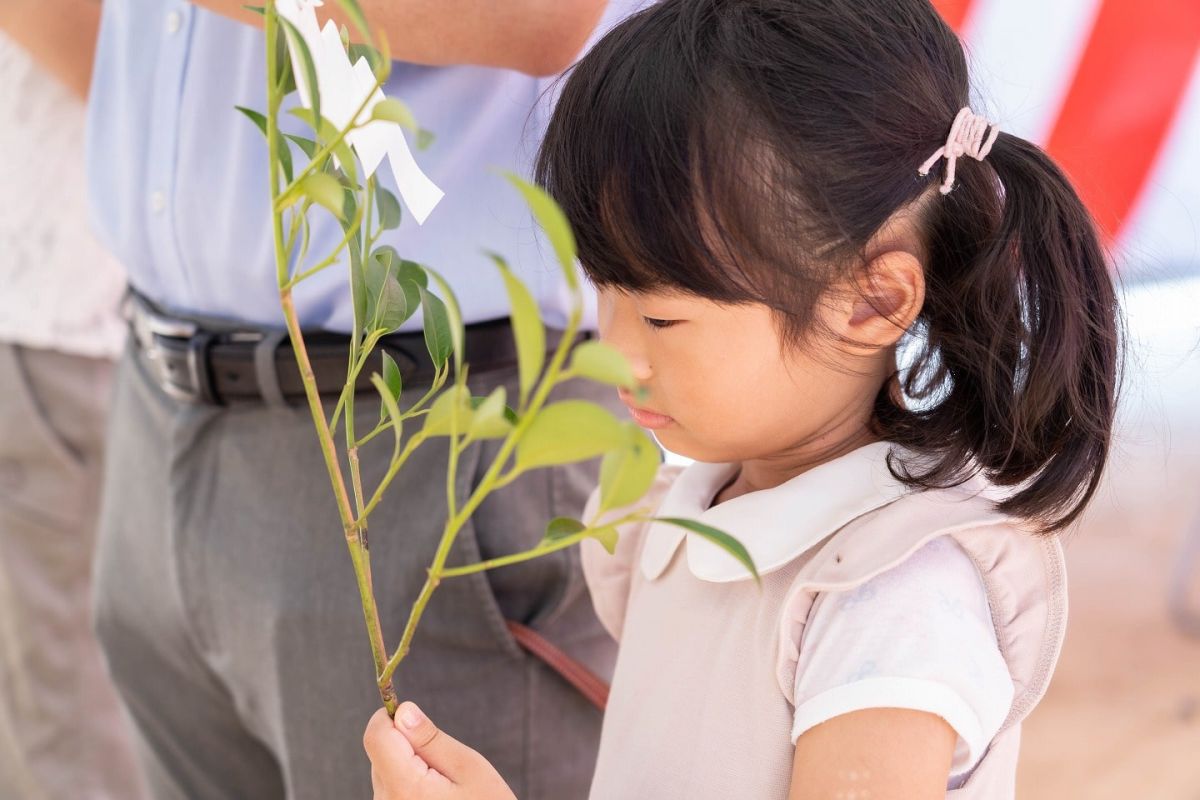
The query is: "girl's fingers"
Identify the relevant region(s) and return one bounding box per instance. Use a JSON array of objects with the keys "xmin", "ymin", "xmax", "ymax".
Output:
[
  {"xmin": 364, "ymin": 707, "xmax": 443, "ymax": 798},
  {"xmin": 365, "ymin": 706, "xmax": 462, "ymax": 799},
  {"xmin": 364, "ymin": 707, "xmax": 415, "ymax": 760},
  {"xmin": 393, "ymin": 701, "xmax": 484, "ymax": 782}
]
